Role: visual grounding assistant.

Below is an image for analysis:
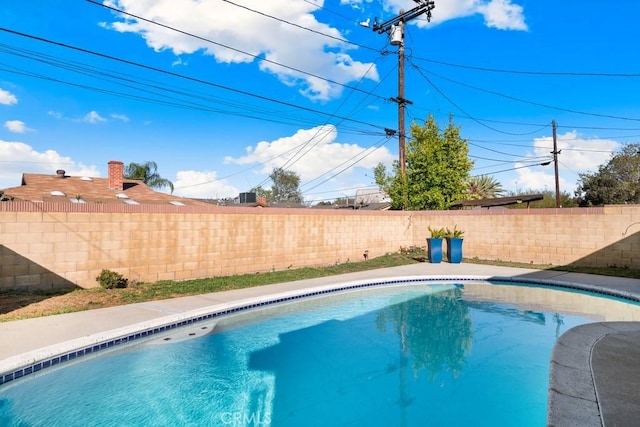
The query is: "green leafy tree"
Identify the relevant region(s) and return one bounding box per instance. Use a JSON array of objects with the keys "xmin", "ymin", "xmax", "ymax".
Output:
[
  {"xmin": 269, "ymin": 167, "xmax": 302, "ymax": 203},
  {"xmin": 375, "ymin": 115, "xmax": 473, "ymax": 210},
  {"xmin": 466, "ymin": 175, "xmax": 504, "ymax": 199},
  {"xmin": 124, "ymin": 161, "xmax": 174, "ymax": 193},
  {"xmin": 575, "ymin": 143, "xmax": 640, "ymax": 206},
  {"xmin": 250, "ymin": 185, "xmax": 273, "ymax": 202}
]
